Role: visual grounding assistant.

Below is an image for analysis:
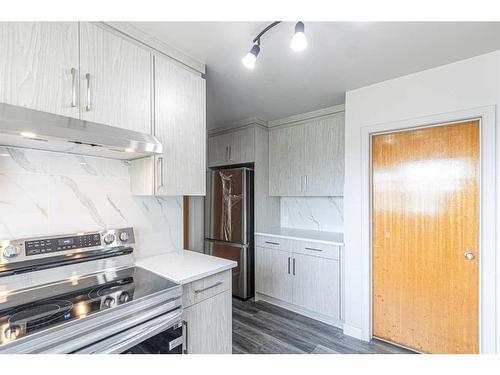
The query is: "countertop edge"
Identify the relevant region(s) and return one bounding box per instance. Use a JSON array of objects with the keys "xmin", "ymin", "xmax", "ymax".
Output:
[{"xmin": 255, "ymin": 231, "xmax": 345, "ymax": 246}]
